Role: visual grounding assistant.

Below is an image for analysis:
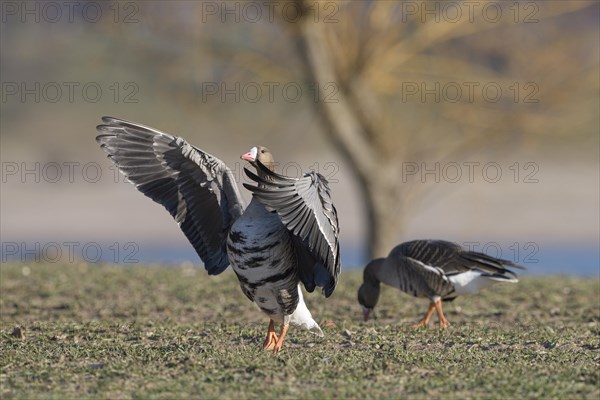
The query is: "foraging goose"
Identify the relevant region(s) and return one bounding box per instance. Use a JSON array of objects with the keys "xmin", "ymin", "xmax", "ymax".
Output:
[
  {"xmin": 358, "ymin": 240, "xmax": 523, "ymax": 328},
  {"xmin": 96, "ymin": 117, "xmax": 340, "ymax": 352}
]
